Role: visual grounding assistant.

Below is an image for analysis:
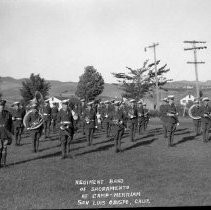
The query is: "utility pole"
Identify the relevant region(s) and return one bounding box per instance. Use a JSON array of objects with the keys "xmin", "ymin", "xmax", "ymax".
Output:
[
  {"xmin": 145, "ymin": 42, "xmax": 159, "ymax": 110},
  {"xmin": 184, "ymin": 40, "xmax": 207, "ymax": 99}
]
